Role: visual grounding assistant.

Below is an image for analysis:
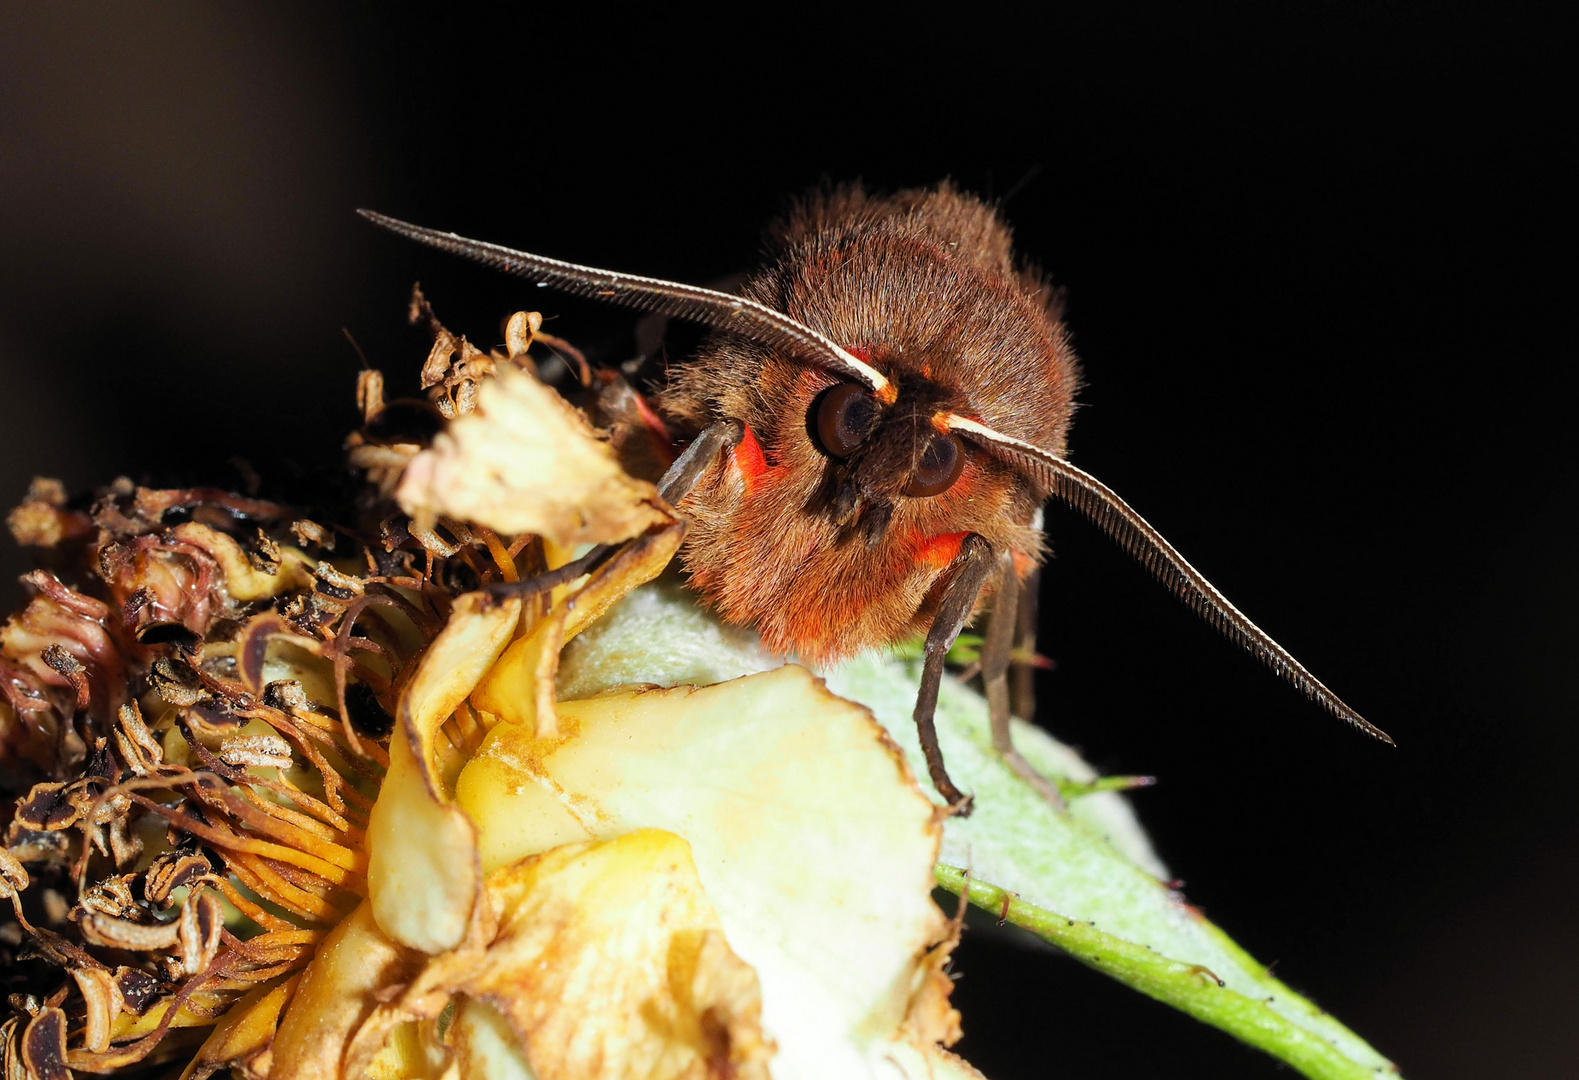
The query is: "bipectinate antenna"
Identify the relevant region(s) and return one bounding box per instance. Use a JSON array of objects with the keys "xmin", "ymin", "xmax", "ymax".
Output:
[
  {"xmin": 357, "ymin": 210, "xmax": 894, "ymax": 402},
  {"xmin": 944, "ymin": 413, "xmax": 1392, "ymax": 745}
]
